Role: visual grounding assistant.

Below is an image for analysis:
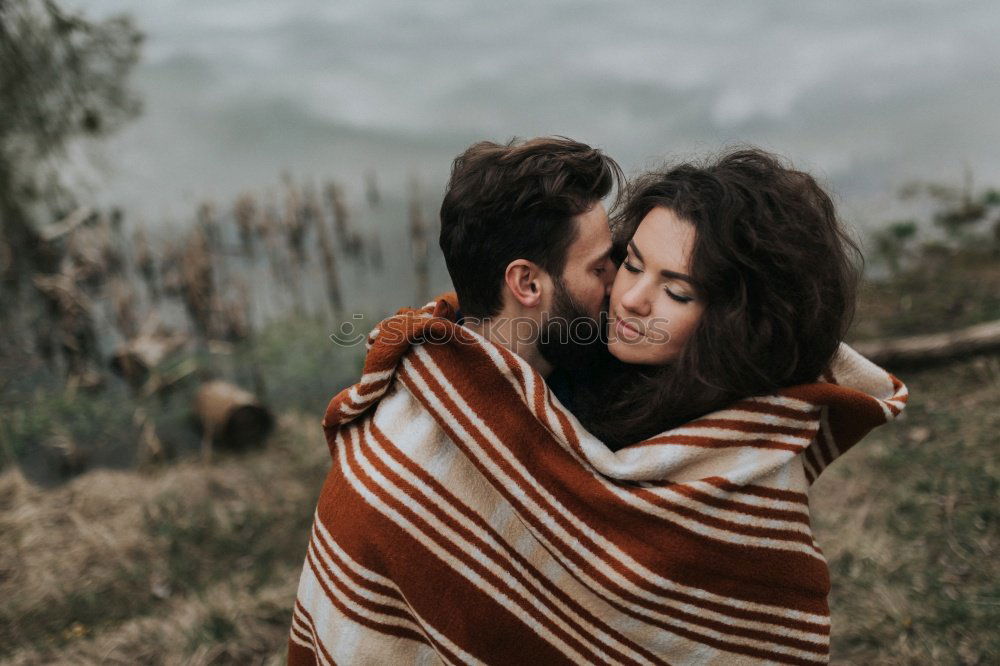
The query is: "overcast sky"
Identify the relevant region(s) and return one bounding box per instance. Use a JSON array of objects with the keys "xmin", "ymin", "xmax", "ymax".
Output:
[{"xmin": 67, "ymin": 0, "xmax": 1000, "ymax": 230}]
